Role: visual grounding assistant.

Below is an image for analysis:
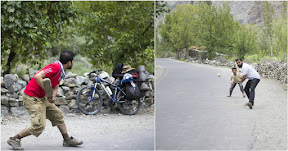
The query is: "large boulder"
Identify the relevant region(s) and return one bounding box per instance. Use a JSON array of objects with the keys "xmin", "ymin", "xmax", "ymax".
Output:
[
  {"xmin": 1, "ymin": 95, "xmax": 9, "ymax": 106},
  {"xmin": 1, "ymin": 105, "xmax": 9, "ymax": 116},
  {"xmin": 83, "ymin": 72, "xmax": 89, "ymax": 77},
  {"xmin": 1, "ymin": 88, "xmax": 9, "ymax": 94},
  {"xmin": 16, "ymin": 79, "xmax": 27, "ymax": 88},
  {"xmin": 3, "ymin": 74, "xmax": 18, "ymax": 88},
  {"xmin": 68, "ymin": 99, "xmax": 78, "ymax": 109},
  {"xmin": 72, "ymin": 87, "xmax": 81, "ymax": 94},
  {"xmin": 19, "ymin": 96, "xmax": 23, "ymax": 102},
  {"xmin": 19, "ymin": 88, "xmax": 25, "ymax": 96},
  {"xmin": 8, "ymin": 98, "xmax": 20, "ymax": 107},
  {"xmin": 10, "ymin": 92, "xmax": 20, "ymax": 99},
  {"xmin": 61, "ymin": 86, "xmax": 70, "ymax": 94},
  {"xmin": 10, "ymin": 106, "xmax": 29, "ymax": 116},
  {"xmin": 57, "ymin": 87, "xmax": 64, "ymax": 97},
  {"xmin": 59, "ymin": 105, "xmax": 70, "ymax": 113},
  {"xmin": 55, "ymin": 97, "xmax": 68, "ymax": 105},
  {"xmin": 65, "ymin": 92, "xmax": 76, "ymax": 100},
  {"xmin": 64, "ymin": 78, "xmax": 77, "ymax": 87},
  {"xmin": 76, "ymin": 76, "xmax": 89, "ymax": 86},
  {"xmin": 87, "ymin": 80, "xmax": 94, "ymax": 86},
  {"xmin": 65, "ymin": 72, "xmax": 77, "ymax": 79},
  {"xmin": 7, "ymin": 82, "xmax": 22, "ymax": 92}
]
